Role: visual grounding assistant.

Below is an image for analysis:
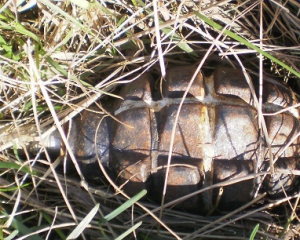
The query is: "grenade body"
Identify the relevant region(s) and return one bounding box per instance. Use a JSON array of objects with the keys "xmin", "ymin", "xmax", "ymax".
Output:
[{"xmin": 68, "ymin": 66, "xmax": 300, "ymax": 213}]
